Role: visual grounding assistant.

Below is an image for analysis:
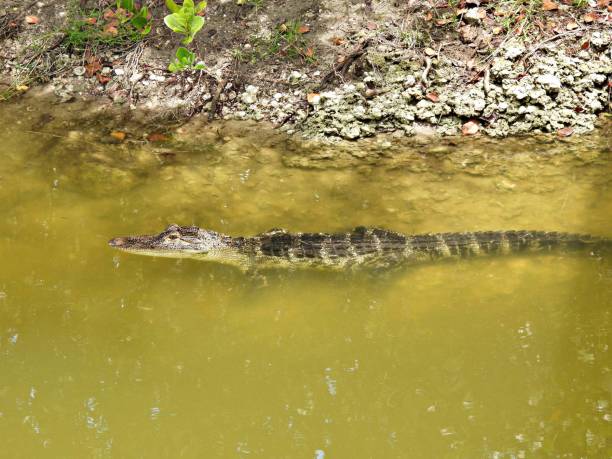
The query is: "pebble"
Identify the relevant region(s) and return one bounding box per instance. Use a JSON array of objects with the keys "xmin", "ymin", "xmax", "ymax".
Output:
[
  {"xmin": 149, "ymin": 74, "xmax": 165, "ymax": 82},
  {"xmin": 130, "ymin": 73, "xmax": 144, "ymax": 83},
  {"xmin": 114, "ymin": 68, "xmax": 125, "ymax": 76},
  {"xmin": 73, "ymin": 66, "xmax": 86, "ymax": 76},
  {"xmin": 537, "ymin": 74, "xmax": 561, "ymax": 90}
]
